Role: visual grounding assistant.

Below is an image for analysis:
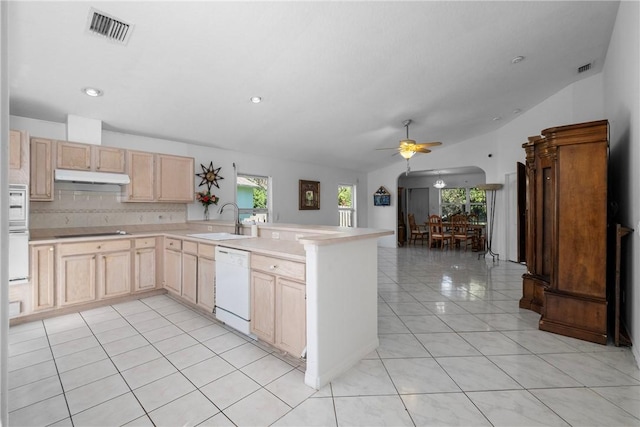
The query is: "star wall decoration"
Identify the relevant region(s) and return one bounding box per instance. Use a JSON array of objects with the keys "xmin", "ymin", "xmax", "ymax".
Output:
[{"xmin": 196, "ymin": 162, "xmax": 224, "ymax": 190}]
